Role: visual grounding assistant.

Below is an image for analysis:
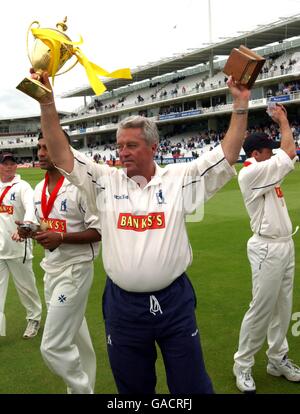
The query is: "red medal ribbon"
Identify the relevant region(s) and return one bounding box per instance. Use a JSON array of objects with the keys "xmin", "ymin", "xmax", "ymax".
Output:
[
  {"xmin": 41, "ymin": 173, "xmax": 65, "ymax": 220},
  {"xmin": 0, "ymin": 185, "xmax": 12, "ymax": 205}
]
